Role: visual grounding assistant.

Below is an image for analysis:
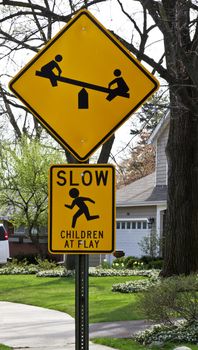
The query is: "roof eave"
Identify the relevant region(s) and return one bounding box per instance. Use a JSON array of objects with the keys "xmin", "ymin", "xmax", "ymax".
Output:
[
  {"xmin": 148, "ymin": 110, "xmax": 170, "ymax": 144},
  {"xmin": 116, "ymin": 200, "xmax": 167, "ymax": 207}
]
